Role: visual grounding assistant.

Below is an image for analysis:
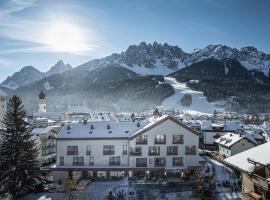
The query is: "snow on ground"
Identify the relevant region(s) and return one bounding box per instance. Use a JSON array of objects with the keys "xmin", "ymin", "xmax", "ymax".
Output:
[
  {"xmin": 204, "ymin": 156, "xmax": 241, "ymax": 200},
  {"xmin": 161, "ymin": 77, "xmax": 225, "ymax": 114}
]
